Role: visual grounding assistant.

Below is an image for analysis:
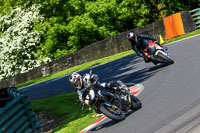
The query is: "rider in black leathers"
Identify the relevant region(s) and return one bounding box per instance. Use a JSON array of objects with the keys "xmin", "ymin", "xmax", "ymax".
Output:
[{"xmin": 126, "ymin": 32, "xmax": 167, "ymax": 64}]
